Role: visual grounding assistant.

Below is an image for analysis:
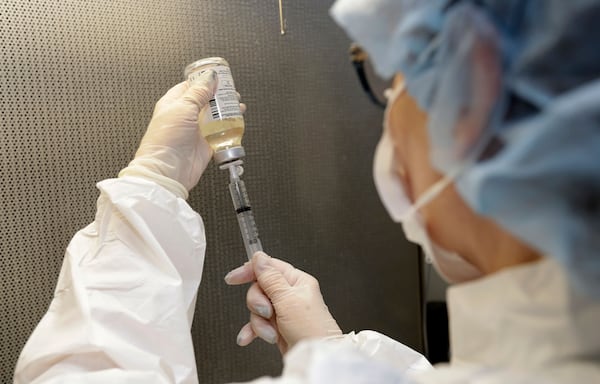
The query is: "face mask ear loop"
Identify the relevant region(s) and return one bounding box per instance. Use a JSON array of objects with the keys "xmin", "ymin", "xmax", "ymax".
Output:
[
  {"xmin": 400, "ymin": 164, "xmax": 466, "ymax": 222},
  {"xmin": 384, "ymin": 82, "xmax": 406, "ymax": 105}
]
